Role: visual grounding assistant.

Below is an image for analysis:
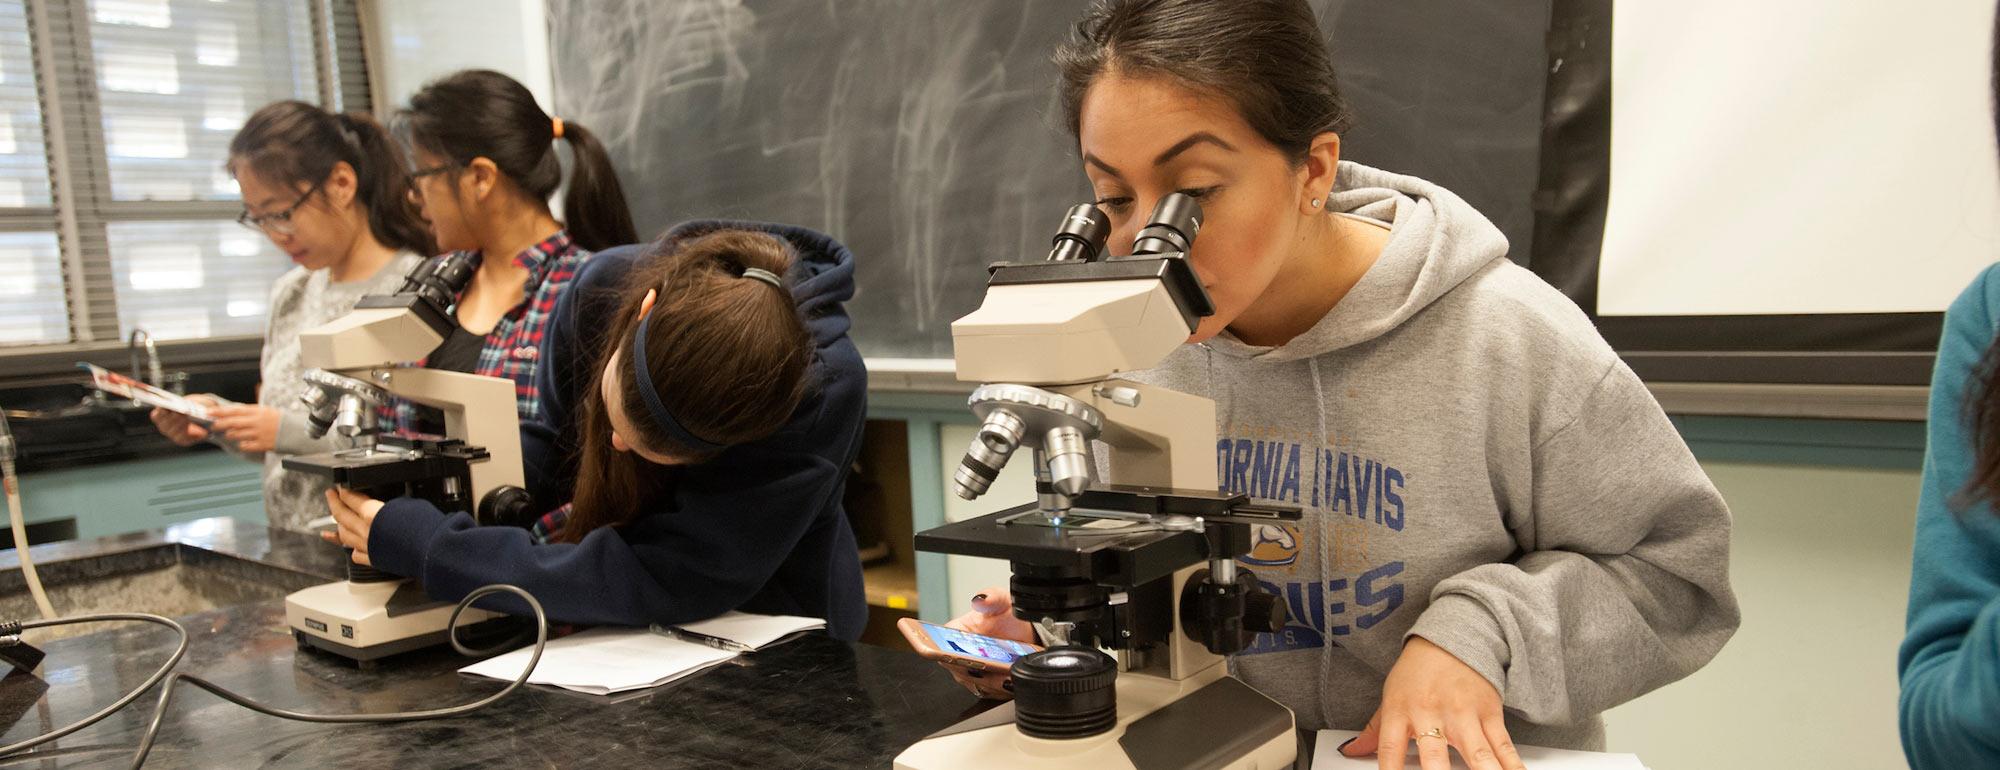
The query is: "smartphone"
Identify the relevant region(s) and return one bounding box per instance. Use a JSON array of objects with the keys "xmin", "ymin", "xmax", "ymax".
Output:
[{"xmin": 897, "ymin": 617, "xmax": 1041, "ymax": 676}]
